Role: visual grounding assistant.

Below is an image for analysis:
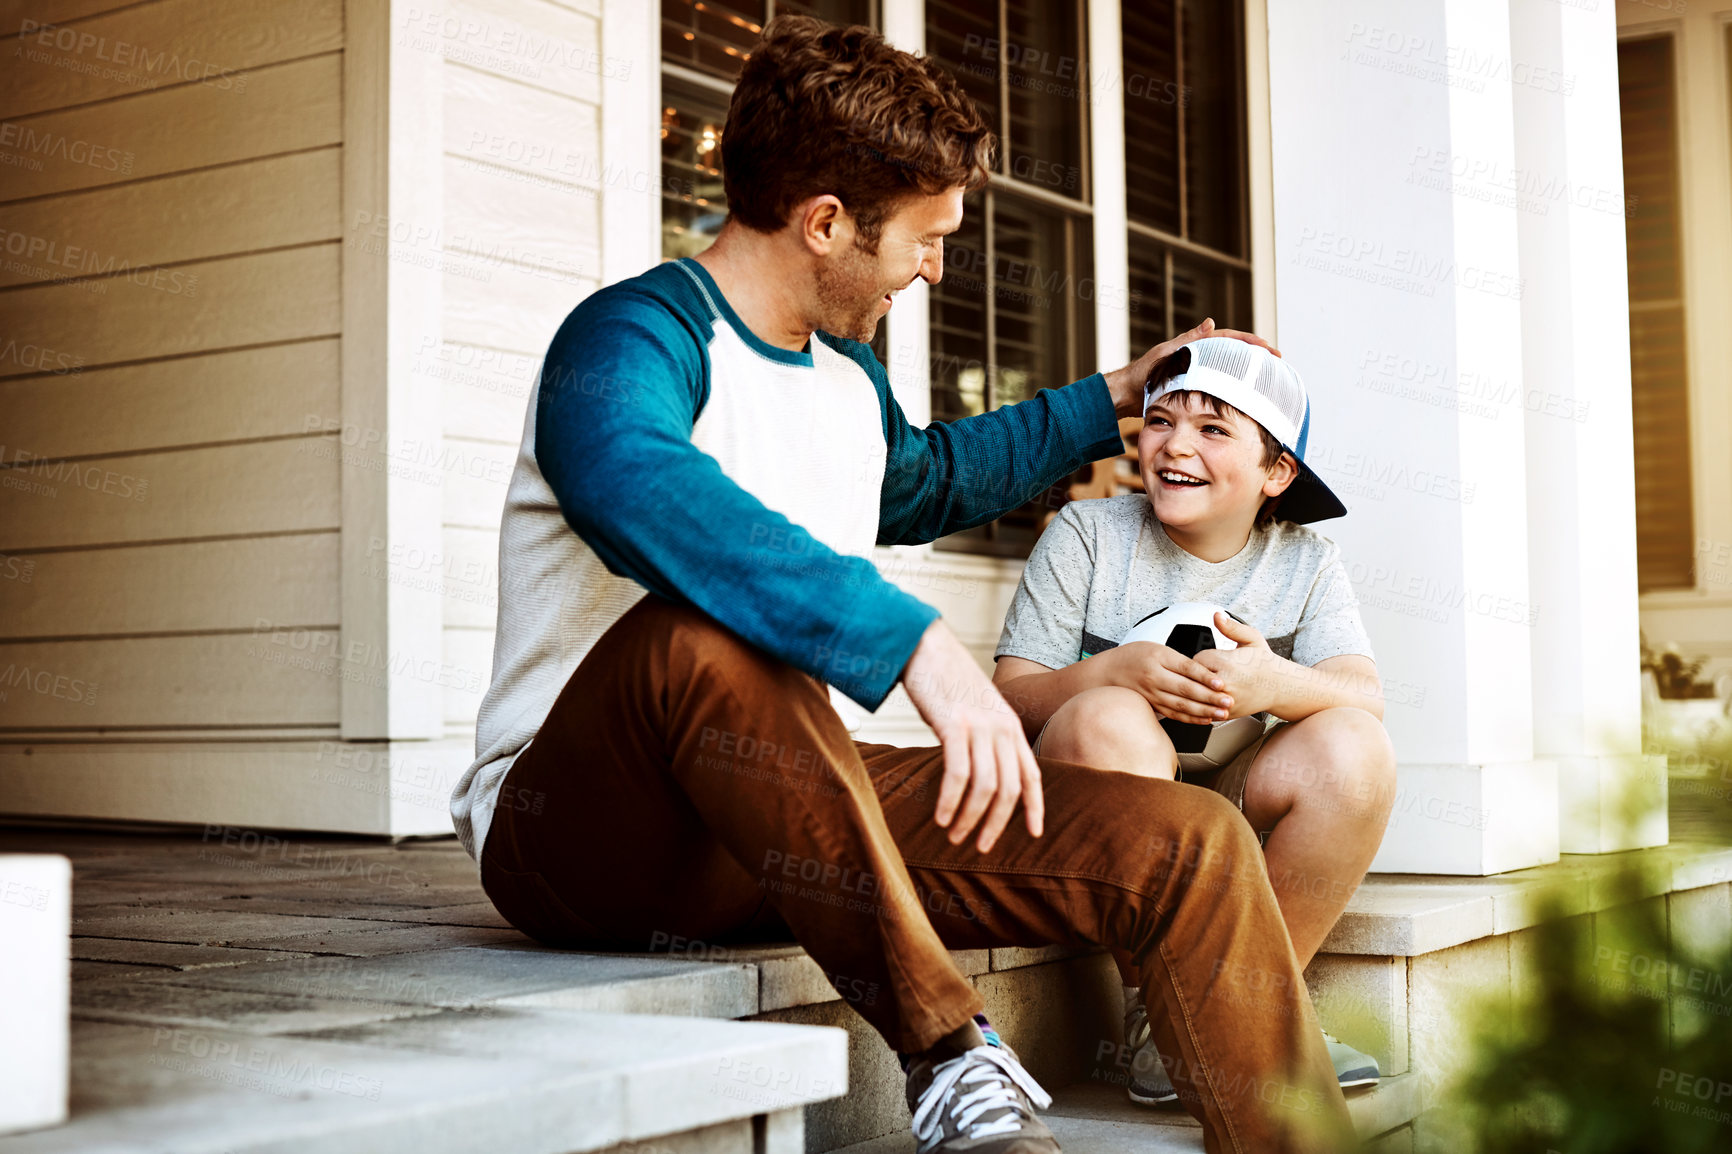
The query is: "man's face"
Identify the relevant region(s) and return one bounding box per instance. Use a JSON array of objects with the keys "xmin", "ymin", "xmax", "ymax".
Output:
[
  {"xmin": 814, "ymin": 187, "xmax": 963, "ymax": 342},
  {"xmin": 1138, "ymin": 393, "xmax": 1285, "ymax": 533}
]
